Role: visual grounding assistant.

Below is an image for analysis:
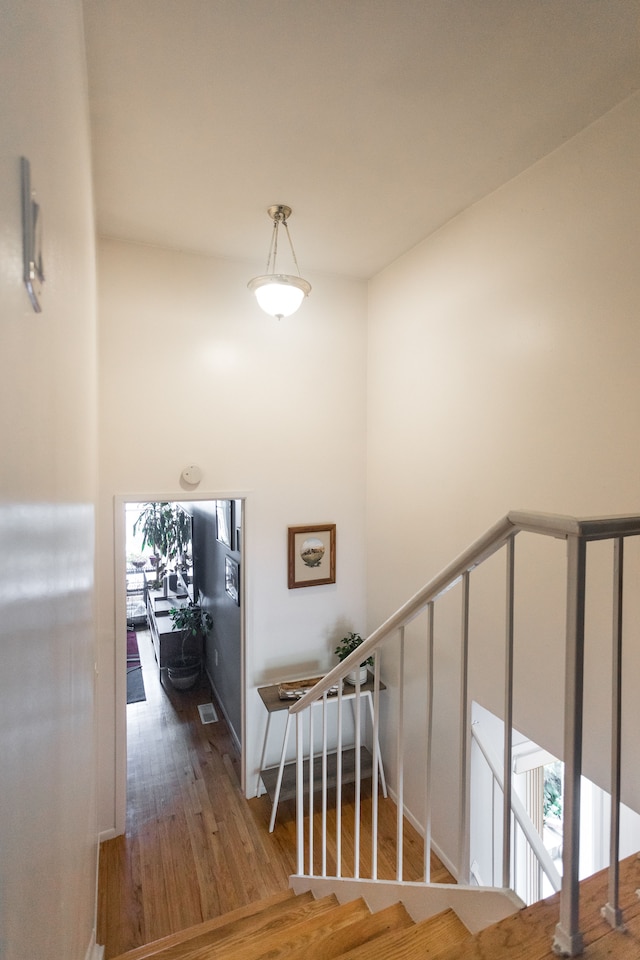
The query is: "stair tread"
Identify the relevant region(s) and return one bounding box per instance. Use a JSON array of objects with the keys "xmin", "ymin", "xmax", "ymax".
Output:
[
  {"xmin": 108, "ymin": 890, "xmax": 324, "ymax": 960},
  {"xmin": 573, "ymin": 907, "xmax": 640, "ymax": 960},
  {"xmin": 110, "ymin": 853, "xmax": 640, "ymax": 960},
  {"xmin": 279, "ymin": 900, "xmax": 415, "ymax": 960},
  {"xmin": 435, "ymin": 896, "xmax": 640, "ymax": 960},
  {"xmin": 184, "ymin": 896, "xmax": 372, "ymax": 960},
  {"xmin": 338, "ymin": 907, "xmax": 470, "ymax": 960},
  {"xmin": 433, "ymin": 853, "xmax": 640, "ymax": 960}
]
